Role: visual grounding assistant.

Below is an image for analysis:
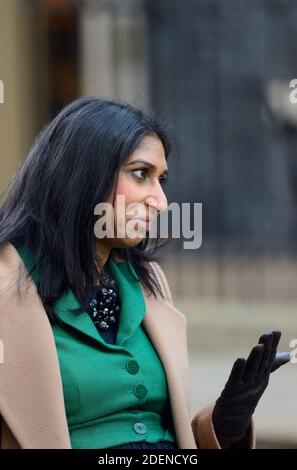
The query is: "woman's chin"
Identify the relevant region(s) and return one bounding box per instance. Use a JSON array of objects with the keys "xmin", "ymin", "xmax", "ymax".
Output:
[
  {"xmin": 116, "ymin": 233, "xmax": 147, "ymax": 247},
  {"xmin": 127, "ymin": 235, "xmax": 147, "ymax": 245}
]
